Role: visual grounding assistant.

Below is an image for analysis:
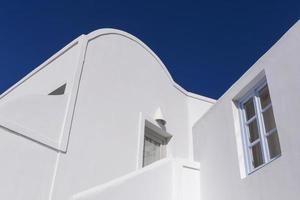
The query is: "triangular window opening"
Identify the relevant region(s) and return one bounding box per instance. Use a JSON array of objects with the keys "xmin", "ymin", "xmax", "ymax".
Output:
[{"xmin": 49, "ymin": 84, "xmax": 67, "ymax": 95}]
